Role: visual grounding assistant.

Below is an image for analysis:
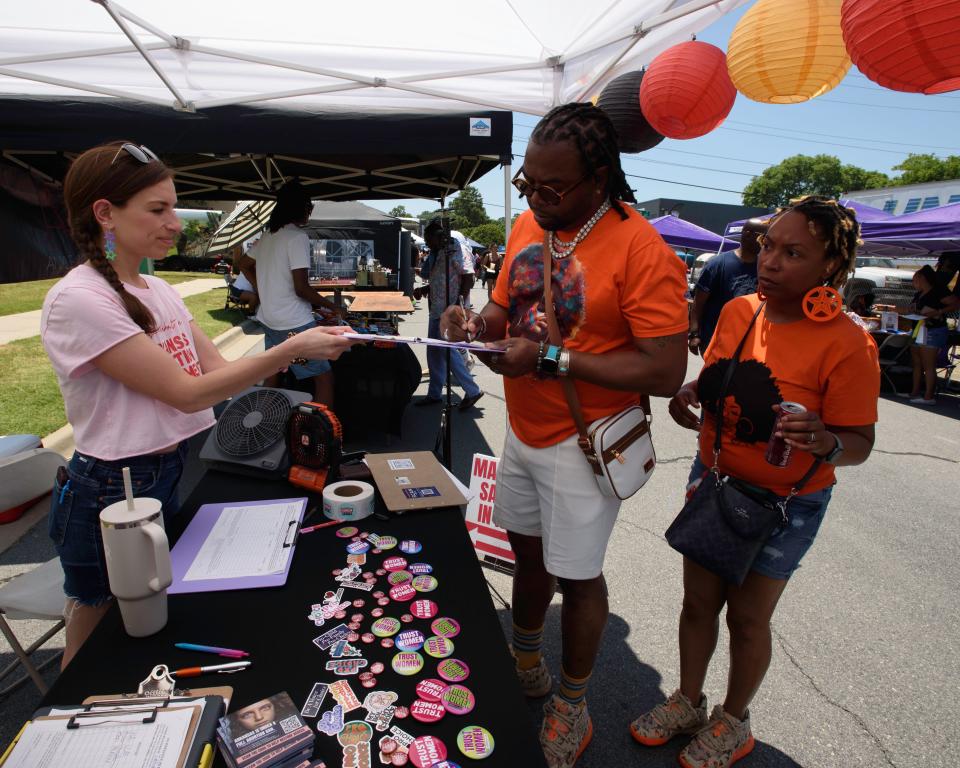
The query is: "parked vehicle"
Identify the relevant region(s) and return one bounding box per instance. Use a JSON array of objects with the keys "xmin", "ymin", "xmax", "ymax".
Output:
[{"xmin": 851, "ymin": 256, "xmax": 915, "ymax": 305}]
